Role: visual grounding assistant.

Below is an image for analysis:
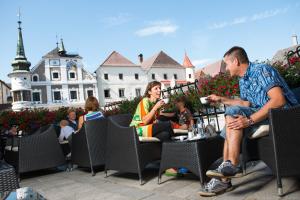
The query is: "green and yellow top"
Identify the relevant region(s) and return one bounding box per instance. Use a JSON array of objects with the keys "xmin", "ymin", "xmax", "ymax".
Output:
[{"xmin": 130, "ymin": 97, "xmax": 159, "ymax": 137}]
